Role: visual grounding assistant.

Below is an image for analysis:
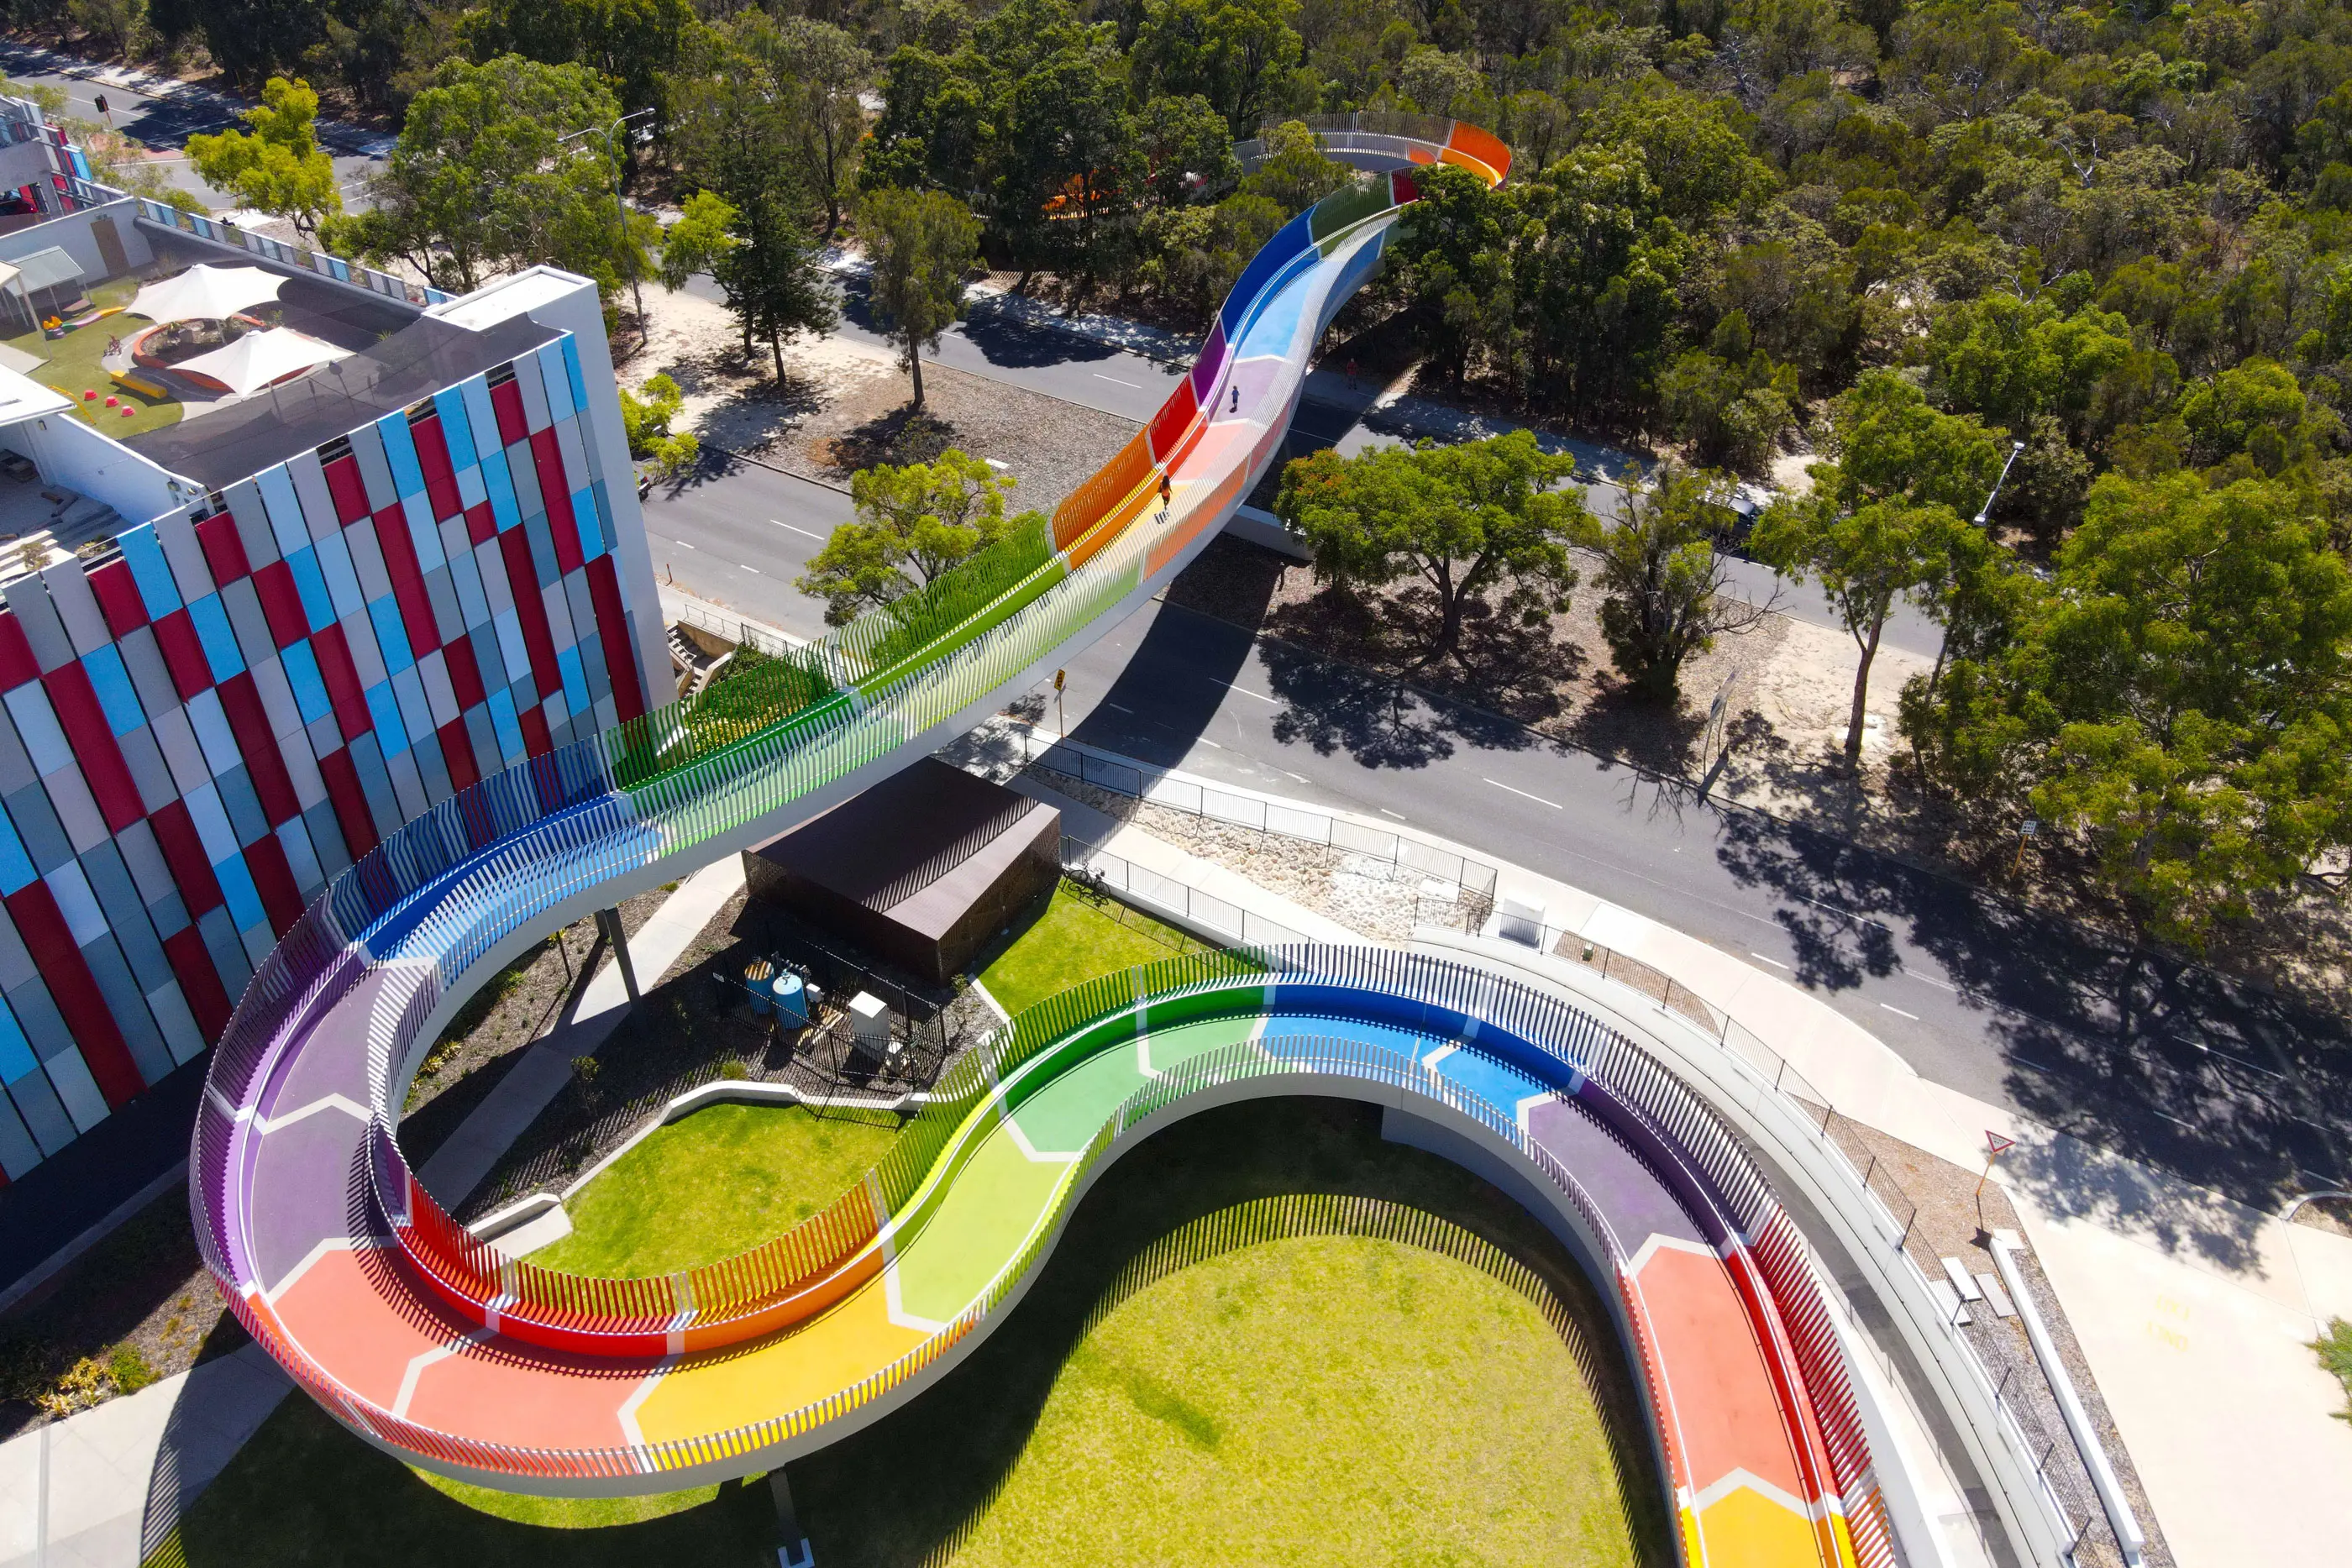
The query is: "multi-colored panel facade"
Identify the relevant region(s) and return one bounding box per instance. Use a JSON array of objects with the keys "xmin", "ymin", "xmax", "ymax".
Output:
[{"xmin": 0, "ymin": 332, "xmax": 655, "ymax": 1182}]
